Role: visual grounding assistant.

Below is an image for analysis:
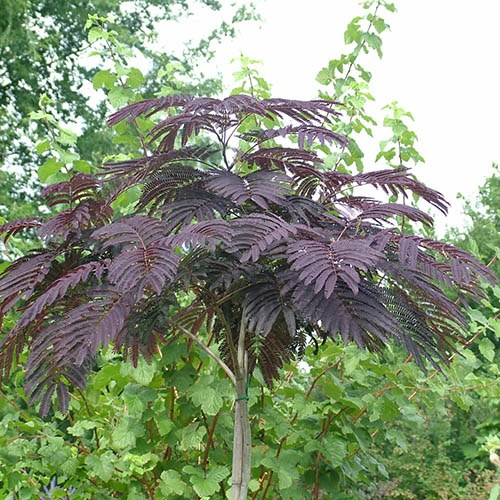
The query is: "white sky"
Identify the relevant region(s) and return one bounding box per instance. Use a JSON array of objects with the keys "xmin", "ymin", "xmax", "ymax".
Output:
[{"xmin": 158, "ymin": 0, "xmax": 500, "ymax": 234}]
